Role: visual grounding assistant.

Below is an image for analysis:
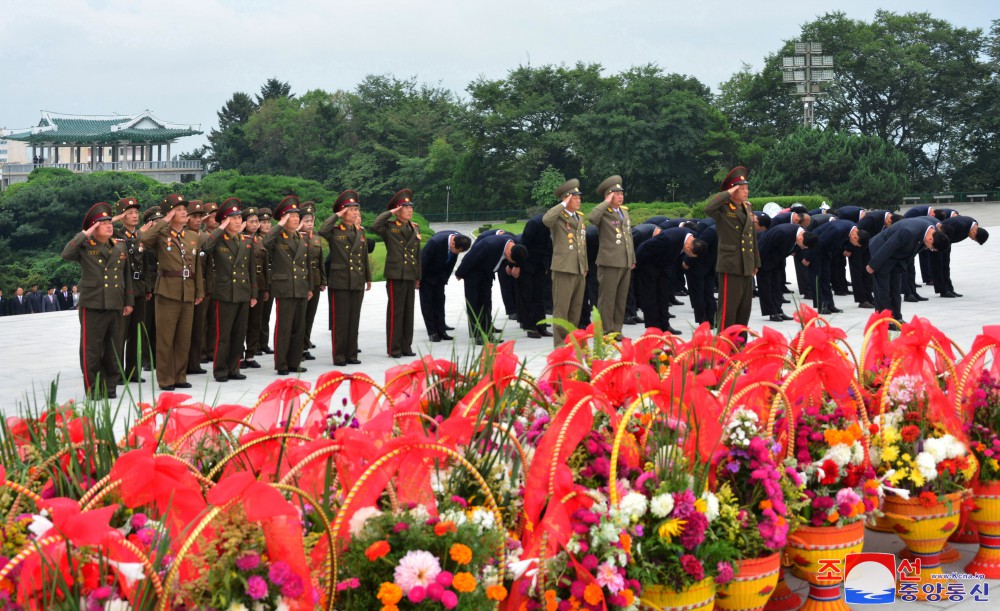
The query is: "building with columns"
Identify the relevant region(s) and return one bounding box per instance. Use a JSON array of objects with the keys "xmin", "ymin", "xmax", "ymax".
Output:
[{"xmin": 1, "ymin": 111, "xmax": 204, "ymax": 189}]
